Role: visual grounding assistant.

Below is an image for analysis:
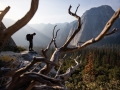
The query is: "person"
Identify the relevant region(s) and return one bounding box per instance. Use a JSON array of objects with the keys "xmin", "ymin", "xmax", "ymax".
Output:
[{"xmin": 29, "ymin": 33, "xmax": 36, "ymax": 51}]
